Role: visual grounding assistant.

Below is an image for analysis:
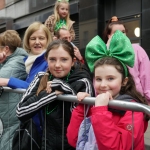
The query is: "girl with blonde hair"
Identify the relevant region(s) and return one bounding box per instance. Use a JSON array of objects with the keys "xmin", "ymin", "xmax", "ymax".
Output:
[{"xmin": 45, "ymin": 0, "xmax": 75, "ymax": 41}]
